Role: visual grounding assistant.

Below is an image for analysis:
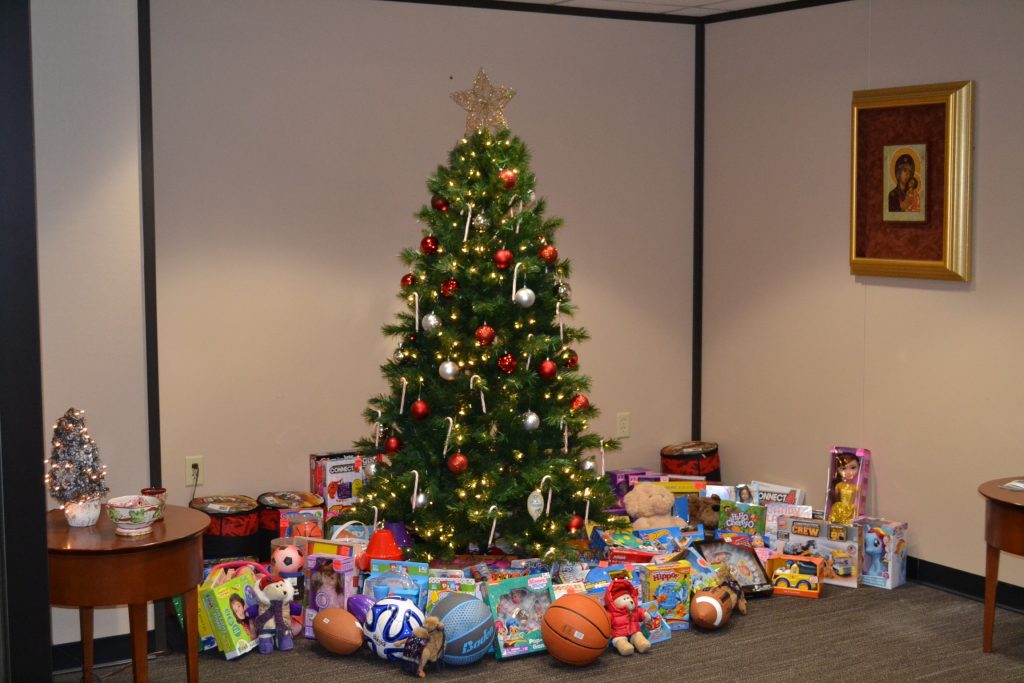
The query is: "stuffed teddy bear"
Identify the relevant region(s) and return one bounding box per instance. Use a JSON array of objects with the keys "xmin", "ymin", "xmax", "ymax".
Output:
[
  {"xmin": 685, "ymin": 493, "xmax": 721, "ymax": 532},
  {"xmin": 604, "ymin": 578, "xmax": 652, "ymax": 655},
  {"xmin": 249, "ymin": 575, "xmax": 302, "ymax": 653},
  {"xmin": 397, "ymin": 615, "xmax": 445, "ymax": 678},
  {"xmin": 623, "ymin": 482, "xmax": 688, "ymax": 531}
]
